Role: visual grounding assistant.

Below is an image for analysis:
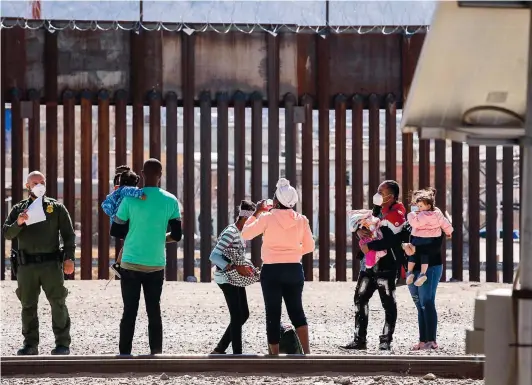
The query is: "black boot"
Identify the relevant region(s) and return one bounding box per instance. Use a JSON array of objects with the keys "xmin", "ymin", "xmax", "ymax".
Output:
[
  {"xmin": 51, "ymin": 345, "xmax": 70, "ymax": 355},
  {"xmin": 17, "ymin": 345, "xmax": 38, "ymax": 356},
  {"xmin": 340, "ymin": 339, "xmax": 367, "ymax": 351},
  {"xmin": 379, "ymin": 335, "xmax": 392, "ymax": 351}
]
